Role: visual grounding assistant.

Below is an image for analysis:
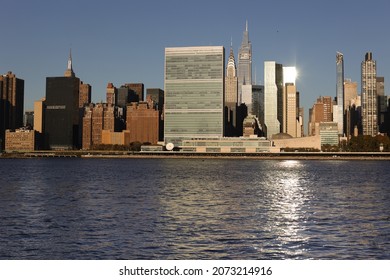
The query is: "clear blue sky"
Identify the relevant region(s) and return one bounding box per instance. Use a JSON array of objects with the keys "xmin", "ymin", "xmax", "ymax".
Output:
[{"xmin": 1, "ymin": 0, "xmax": 390, "ymax": 123}]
